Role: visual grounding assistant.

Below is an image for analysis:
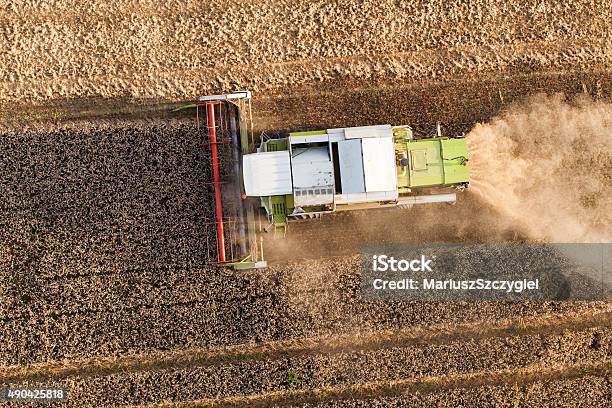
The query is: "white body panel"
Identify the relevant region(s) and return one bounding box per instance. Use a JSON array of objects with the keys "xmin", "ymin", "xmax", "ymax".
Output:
[
  {"xmin": 291, "ymin": 147, "xmax": 334, "ymax": 206},
  {"xmin": 337, "ymin": 139, "xmax": 365, "ymax": 194},
  {"xmin": 291, "ymin": 134, "xmax": 346, "ymax": 143},
  {"xmin": 361, "ymin": 137, "xmax": 398, "ymax": 193},
  {"xmin": 289, "ymin": 134, "xmax": 329, "ymax": 144},
  {"xmin": 197, "ymin": 91, "xmax": 251, "ymax": 101},
  {"xmin": 243, "ymin": 151, "xmax": 293, "ymax": 196},
  {"xmin": 396, "ymin": 193, "xmax": 456, "ymax": 205},
  {"xmin": 344, "ymin": 124, "xmax": 393, "ymax": 139},
  {"xmin": 335, "ymin": 191, "xmax": 399, "ymax": 204}
]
